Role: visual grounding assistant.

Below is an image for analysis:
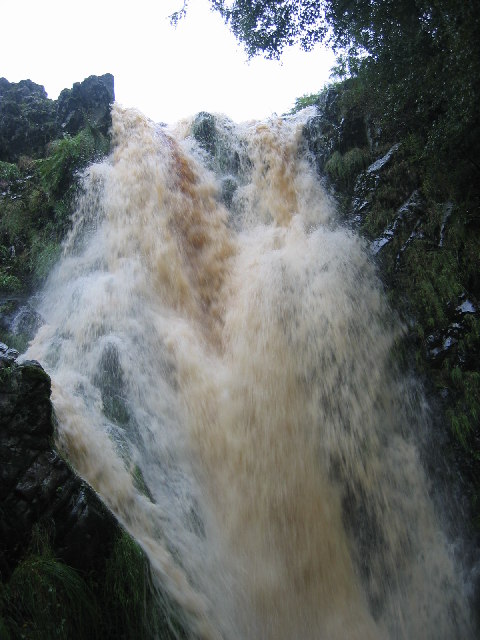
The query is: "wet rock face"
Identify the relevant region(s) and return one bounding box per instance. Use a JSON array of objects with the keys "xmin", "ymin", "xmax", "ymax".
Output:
[
  {"xmin": 57, "ymin": 73, "xmax": 115, "ymax": 136},
  {"xmin": 0, "ymin": 78, "xmax": 59, "ymax": 162},
  {"xmin": 0, "ymin": 74, "xmax": 115, "ymax": 162},
  {"xmin": 192, "ymin": 111, "xmax": 241, "ymax": 176},
  {"xmin": 0, "ymin": 354, "xmax": 118, "ymax": 579},
  {"xmin": 302, "ymin": 83, "xmax": 480, "ymax": 530},
  {"xmin": 302, "ymin": 85, "xmax": 369, "ymax": 175},
  {"xmin": 192, "ymin": 111, "xmax": 217, "ymax": 156}
]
